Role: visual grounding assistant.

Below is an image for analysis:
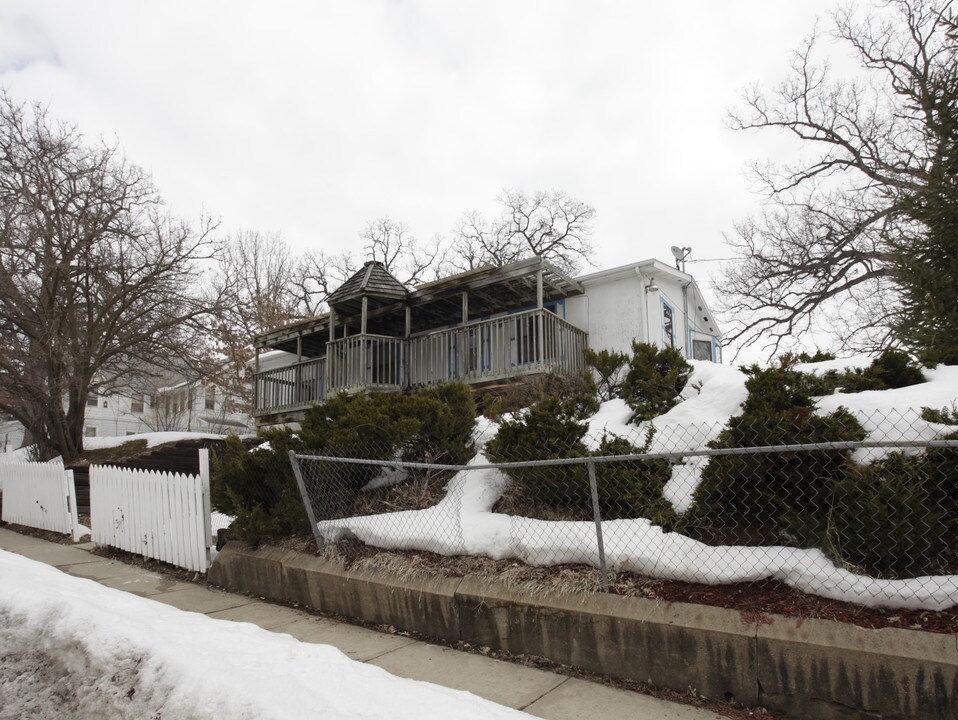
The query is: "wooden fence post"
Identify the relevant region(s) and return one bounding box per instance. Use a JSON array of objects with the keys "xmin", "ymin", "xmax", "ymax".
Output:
[
  {"xmin": 65, "ymin": 469, "xmax": 81, "ymax": 543},
  {"xmin": 199, "ymin": 448, "xmax": 212, "ymax": 571}
]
